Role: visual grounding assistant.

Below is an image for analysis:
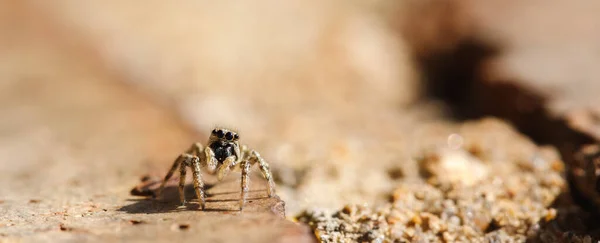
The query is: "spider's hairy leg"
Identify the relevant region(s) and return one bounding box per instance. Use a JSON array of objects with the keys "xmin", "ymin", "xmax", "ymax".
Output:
[
  {"xmin": 178, "ymin": 158, "xmax": 189, "ymax": 206},
  {"xmin": 204, "ymin": 146, "xmax": 218, "ymax": 173},
  {"xmin": 239, "ymin": 160, "xmax": 250, "ymax": 210},
  {"xmin": 217, "ymin": 156, "xmax": 236, "ymax": 181},
  {"xmin": 187, "ymin": 142, "xmax": 204, "ymax": 156},
  {"xmin": 157, "ymin": 154, "xmax": 186, "ymax": 198},
  {"xmin": 190, "ymin": 156, "xmax": 206, "ymax": 210},
  {"xmin": 249, "ymin": 149, "xmax": 276, "ymax": 197}
]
